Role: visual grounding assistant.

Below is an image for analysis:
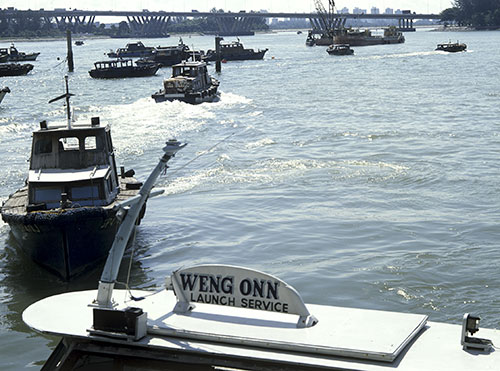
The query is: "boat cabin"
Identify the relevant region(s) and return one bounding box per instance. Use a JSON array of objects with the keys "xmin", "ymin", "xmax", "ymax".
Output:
[
  {"xmin": 28, "ymin": 117, "xmax": 119, "ymax": 210},
  {"xmin": 93, "ymin": 59, "xmax": 134, "ymax": 70},
  {"xmin": 172, "ymin": 61, "xmax": 207, "ymax": 78}
]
